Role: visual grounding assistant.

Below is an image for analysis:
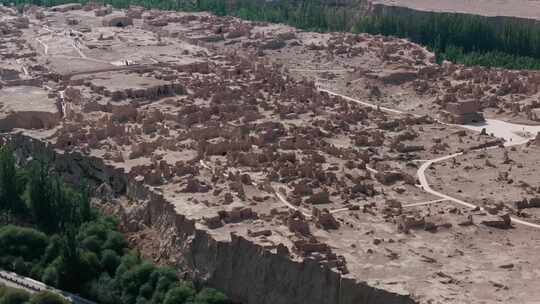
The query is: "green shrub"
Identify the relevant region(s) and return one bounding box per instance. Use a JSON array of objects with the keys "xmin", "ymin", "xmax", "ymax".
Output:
[
  {"xmin": 0, "ymin": 225, "xmax": 48, "ymax": 262},
  {"xmin": 0, "ymin": 287, "xmax": 30, "ymax": 304},
  {"xmin": 163, "ymin": 282, "xmax": 197, "ymax": 304},
  {"xmin": 87, "ymin": 274, "xmax": 120, "ymax": 304},
  {"xmin": 81, "ymin": 235, "xmax": 101, "ymax": 253},
  {"xmin": 29, "ymin": 291, "xmax": 69, "ymax": 304},
  {"xmin": 102, "ymin": 231, "xmax": 127, "ymax": 254},
  {"xmin": 100, "ymin": 249, "xmax": 121, "ymax": 275},
  {"xmin": 194, "ymin": 288, "xmax": 229, "ymax": 304},
  {"xmin": 0, "ymin": 146, "xmax": 26, "ymax": 216},
  {"xmin": 0, "ymin": 150, "xmax": 228, "ymax": 304},
  {"xmin": 42, "ymin": 265, "xmax": 59, "ymax": 286}
]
